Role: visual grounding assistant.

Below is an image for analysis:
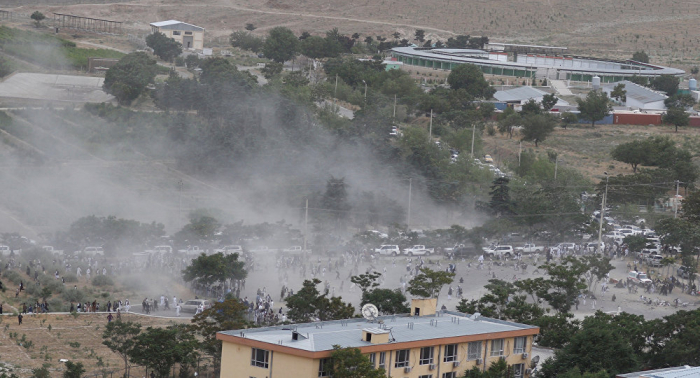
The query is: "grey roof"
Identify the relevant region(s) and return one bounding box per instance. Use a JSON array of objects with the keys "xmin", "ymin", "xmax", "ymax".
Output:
[
  {"xmin": 494, "ymin": 86, "xmax": 549, "ymax": 102},
  {"xmin": 391, "ymin": 47, "xmax": 684, "ymax": 77},
  {"xmin": 603, "ymin": 80, "xmax": 667, "ymax": 104},
  {"xmin": 219, "ymin": 311, "xmax": 538, "ymax": 352},
  {"xmin": 150, "ymin": 20, "xmax": 204, "ymax": 32},
  {"xmin": 617, "ymin": 366, "xmax": 700, "ymax": 378}
]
